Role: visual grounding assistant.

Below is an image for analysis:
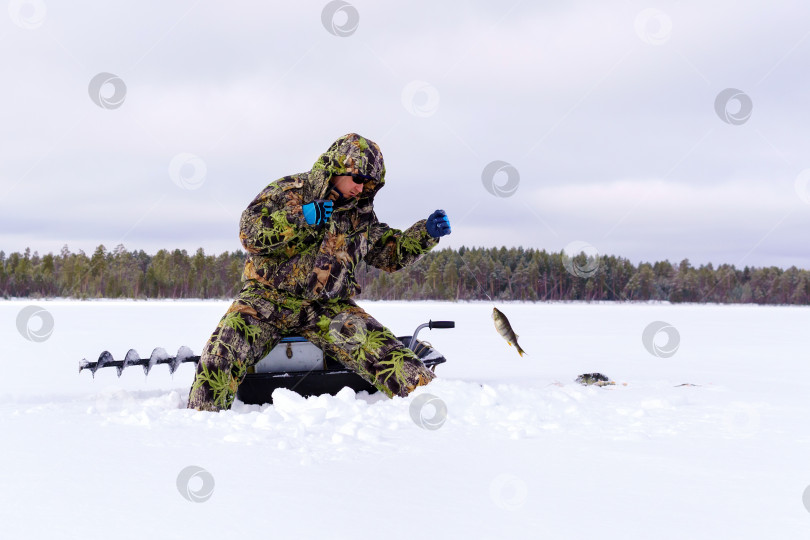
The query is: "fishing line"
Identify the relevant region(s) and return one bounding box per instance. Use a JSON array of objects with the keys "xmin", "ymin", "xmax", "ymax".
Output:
[
  {"xmin": 455, "ymin": 252, "xmax": 528, "ymax": 356},
  {"xmin": 457, "ymin": 252, "xmax": 493, "ymax": 302}
]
